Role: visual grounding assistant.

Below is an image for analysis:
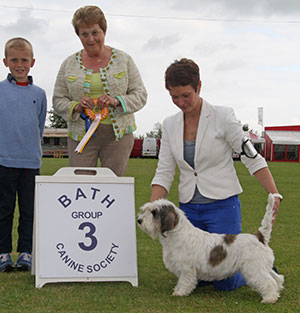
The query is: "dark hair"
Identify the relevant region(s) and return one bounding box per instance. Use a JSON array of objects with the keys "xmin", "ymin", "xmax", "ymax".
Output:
[
  {"xmin": 165, "ymin": 58, "xmax": 200, "ymax": 91},
  {"xmin": 72, "ymin": 5, "xmax": 107, "ymax": 35}
]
